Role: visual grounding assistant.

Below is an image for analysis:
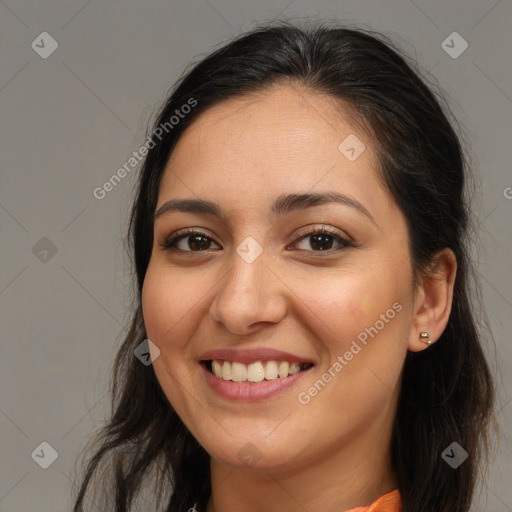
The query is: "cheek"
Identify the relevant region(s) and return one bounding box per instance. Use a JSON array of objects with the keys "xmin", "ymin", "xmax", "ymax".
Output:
[
  {"xmin": 297, "ymin": 273, "xmax": 407, "ymax": 393},
  {"xmin": 300, "ymin": 265, "xmax": 401, "ymax": 342},
  {"xmin": 141, "ymin": 263, "xmax": 207, "ymax": 418},
  {"xmin": 294, "ymin": 261, "xmax": 411, "ymax": 400},
  {"xmin": 141, "ymin": 263, "xmax": 200, "ymax": 353}
]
